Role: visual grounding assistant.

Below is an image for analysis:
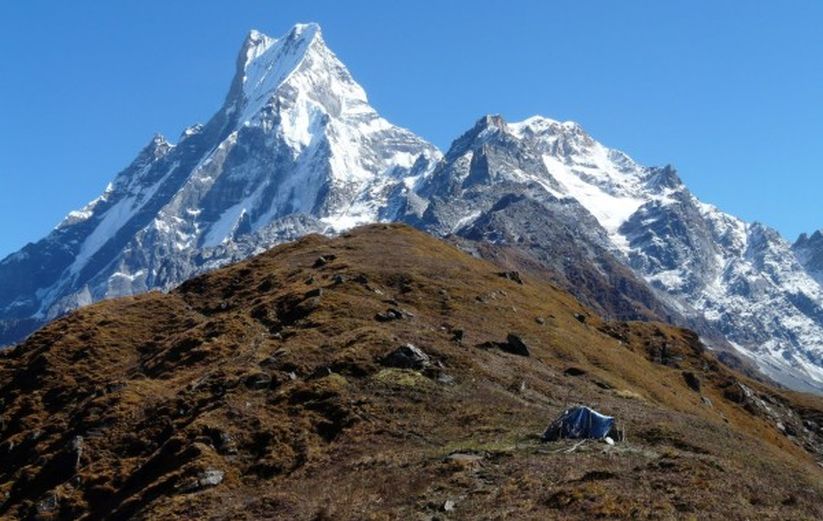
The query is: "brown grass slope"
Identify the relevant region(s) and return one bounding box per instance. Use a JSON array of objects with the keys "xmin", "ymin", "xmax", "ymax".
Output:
[{"xmin": 1, "ymin": 224, "xmax": 822, "ymax": 520}]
